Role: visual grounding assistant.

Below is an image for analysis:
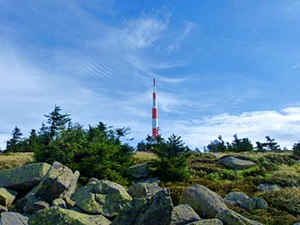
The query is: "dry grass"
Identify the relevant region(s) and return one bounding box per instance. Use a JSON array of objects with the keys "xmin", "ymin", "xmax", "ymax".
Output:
[
  {"xmin": 134, "ymin": 151, "xmax": 157, "ymax": 164},
  {"xmin": 0, "ymin": 152, "xmax": 34, "ymax": 170}
]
